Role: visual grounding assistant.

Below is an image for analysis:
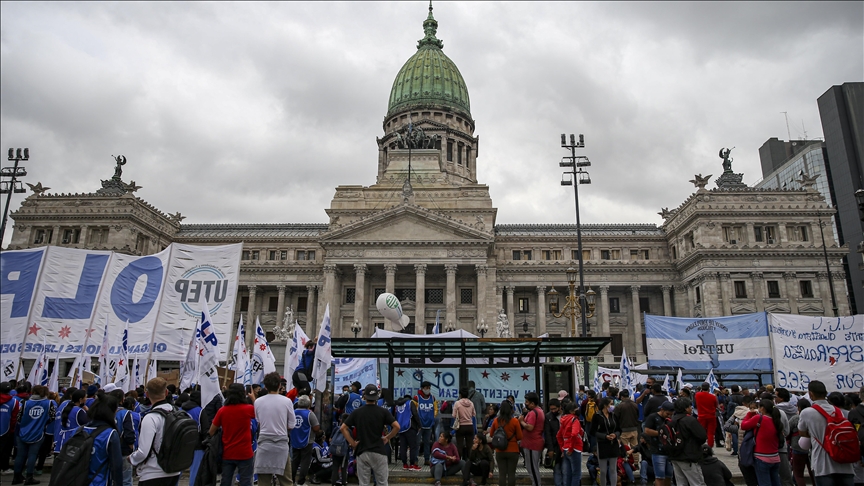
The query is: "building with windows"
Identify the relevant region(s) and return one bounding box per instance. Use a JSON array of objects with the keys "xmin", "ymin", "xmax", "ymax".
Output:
[{"xmin": 5, "ymin": 6, "xmax": 853, "ymax": 367}]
